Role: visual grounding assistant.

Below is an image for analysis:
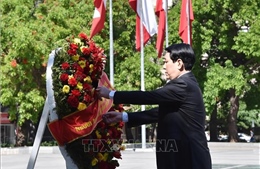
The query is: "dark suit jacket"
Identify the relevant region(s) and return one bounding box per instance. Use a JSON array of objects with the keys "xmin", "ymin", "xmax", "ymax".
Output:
[
  {"xmin": 113, "ymin": 72, "xmax": 212, "ymax": 169},
  {"xmin": 127, "ymin": 107, "xmax": 159, "ymax": 127}
]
